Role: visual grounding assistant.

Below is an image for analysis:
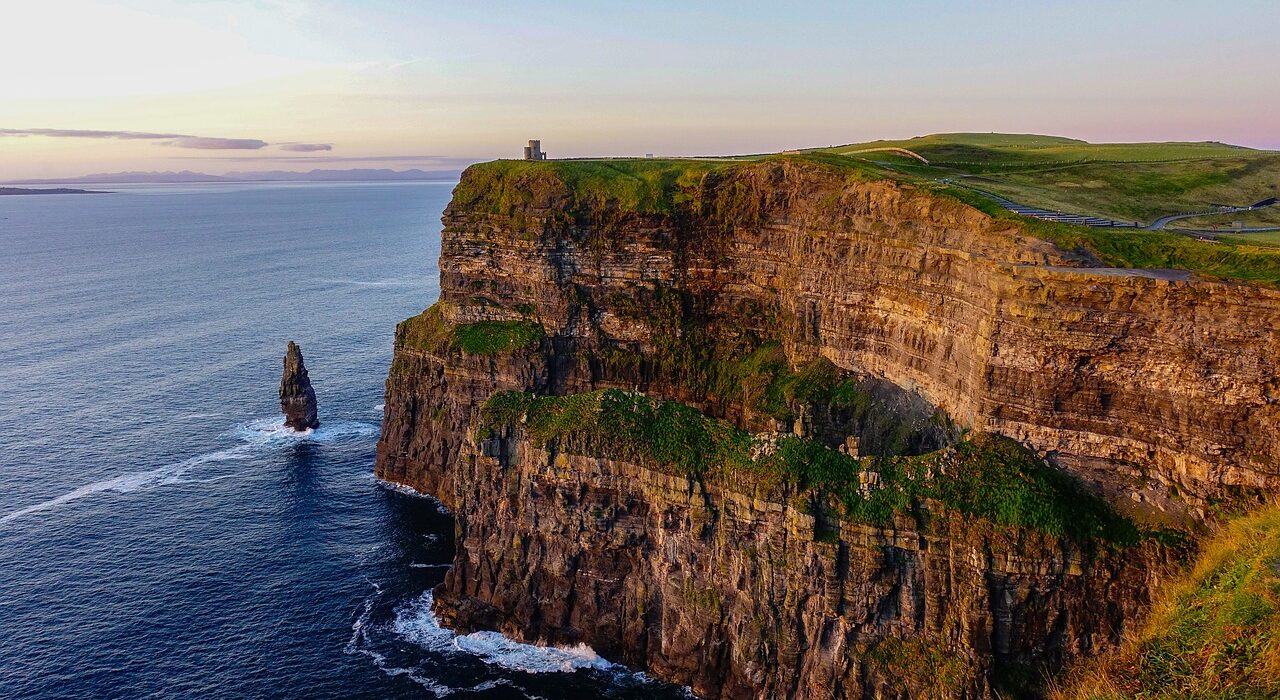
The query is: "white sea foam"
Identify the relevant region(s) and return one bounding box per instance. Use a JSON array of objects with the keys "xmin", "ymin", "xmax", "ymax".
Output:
[
  {"xmin": 0, "ymin": 445, "xmax": 252, "ymax": 525},
  {"xmin": 376, "ymin": 478, "xmax": 451, "ymax": 514},
  {"xmin": 346, "ymin": 585, "xmax": 460, "ymax": 697},
  {"xmin": 409, "ymin": 563, "xmax": 452, "ymax": 569},
  {"xmin": 373, "ymin": 403, "xmax": 385, "ymax": 413},
  {"xmin": 235, "ymin": 417, "xmax": 379, "ymax": 445},
  {"xmin": 392, "ymin": 592, "xmax": 618, "ymax": 675},
  {"xmin": 0, "ymin": 415, "xmax": 379, "ymax": 527}
]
